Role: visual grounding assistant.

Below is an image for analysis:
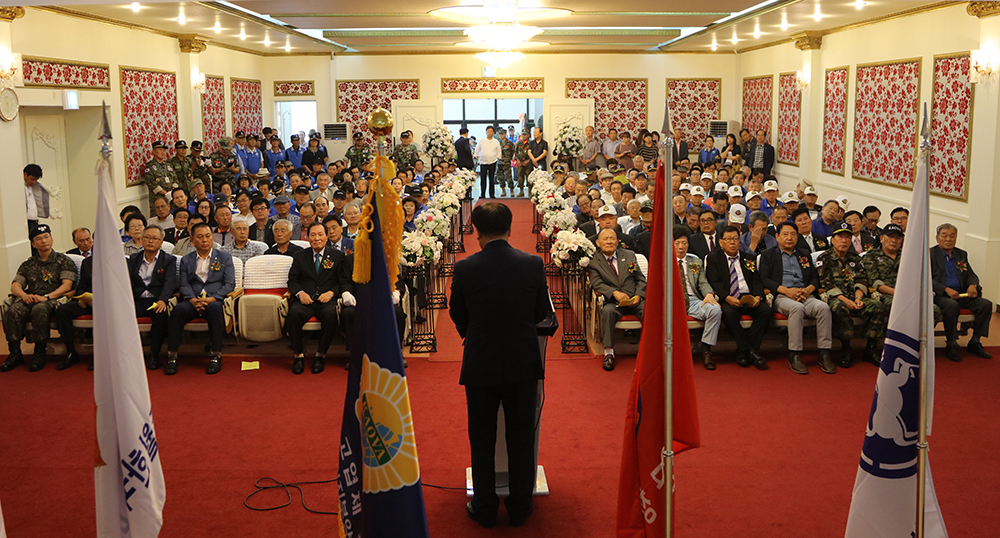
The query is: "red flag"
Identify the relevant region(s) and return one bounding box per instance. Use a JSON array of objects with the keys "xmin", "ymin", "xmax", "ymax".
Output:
[{"xmin": 616, "ymin": 163, "xmax": 700, "ymax": 537}]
